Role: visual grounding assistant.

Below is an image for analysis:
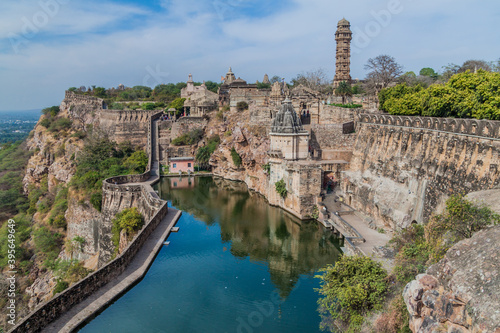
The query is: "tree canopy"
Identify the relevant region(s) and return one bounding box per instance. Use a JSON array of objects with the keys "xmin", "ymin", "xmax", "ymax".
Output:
[{"xmin": 379, "ymin": 69, "xmax": 500, "ymax": 120}]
